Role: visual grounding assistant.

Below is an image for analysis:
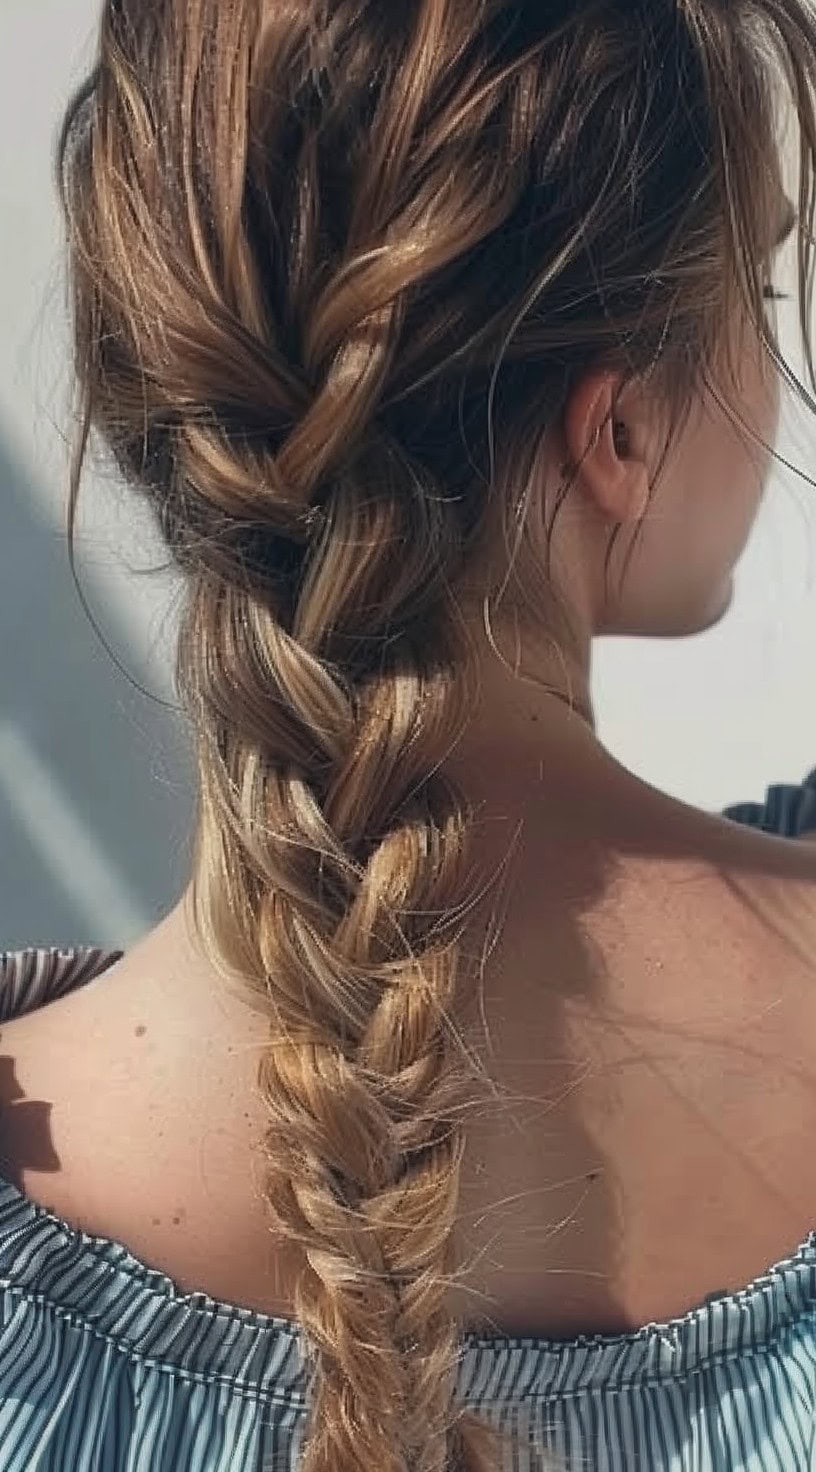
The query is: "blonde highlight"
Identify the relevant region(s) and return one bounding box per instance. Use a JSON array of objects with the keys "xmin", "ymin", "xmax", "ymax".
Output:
[{"xmin": 56, "ymin": 1, "xmax": 816, "ymax": 1468}]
